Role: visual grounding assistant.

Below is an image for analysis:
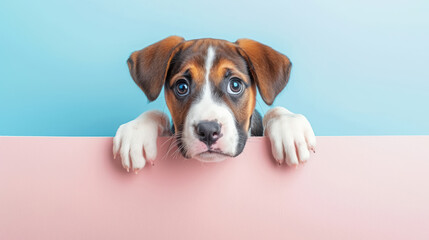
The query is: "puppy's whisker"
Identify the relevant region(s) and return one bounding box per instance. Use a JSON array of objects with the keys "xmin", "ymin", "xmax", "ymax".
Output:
[
  {"xmin": 159, "ymin": 132, "xmax": 182, "ymax": 161},
  {"xmin": 171, "ymin": 145, "xmax": 183, "ymax": 160},
  {"xmin": 163, "ymin": 137, "xmax": 181, "ymax": 159},
  {"xmin": 159, "ymin": 136, "xmax": 175, "ymax": 148},
  {"xmin": 174, "ymin": 141, "xmax": 188, "ymax": 160},
  {"xmin": 164, "ymin": 131, "xmax": 186, "ymax": 160}
]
